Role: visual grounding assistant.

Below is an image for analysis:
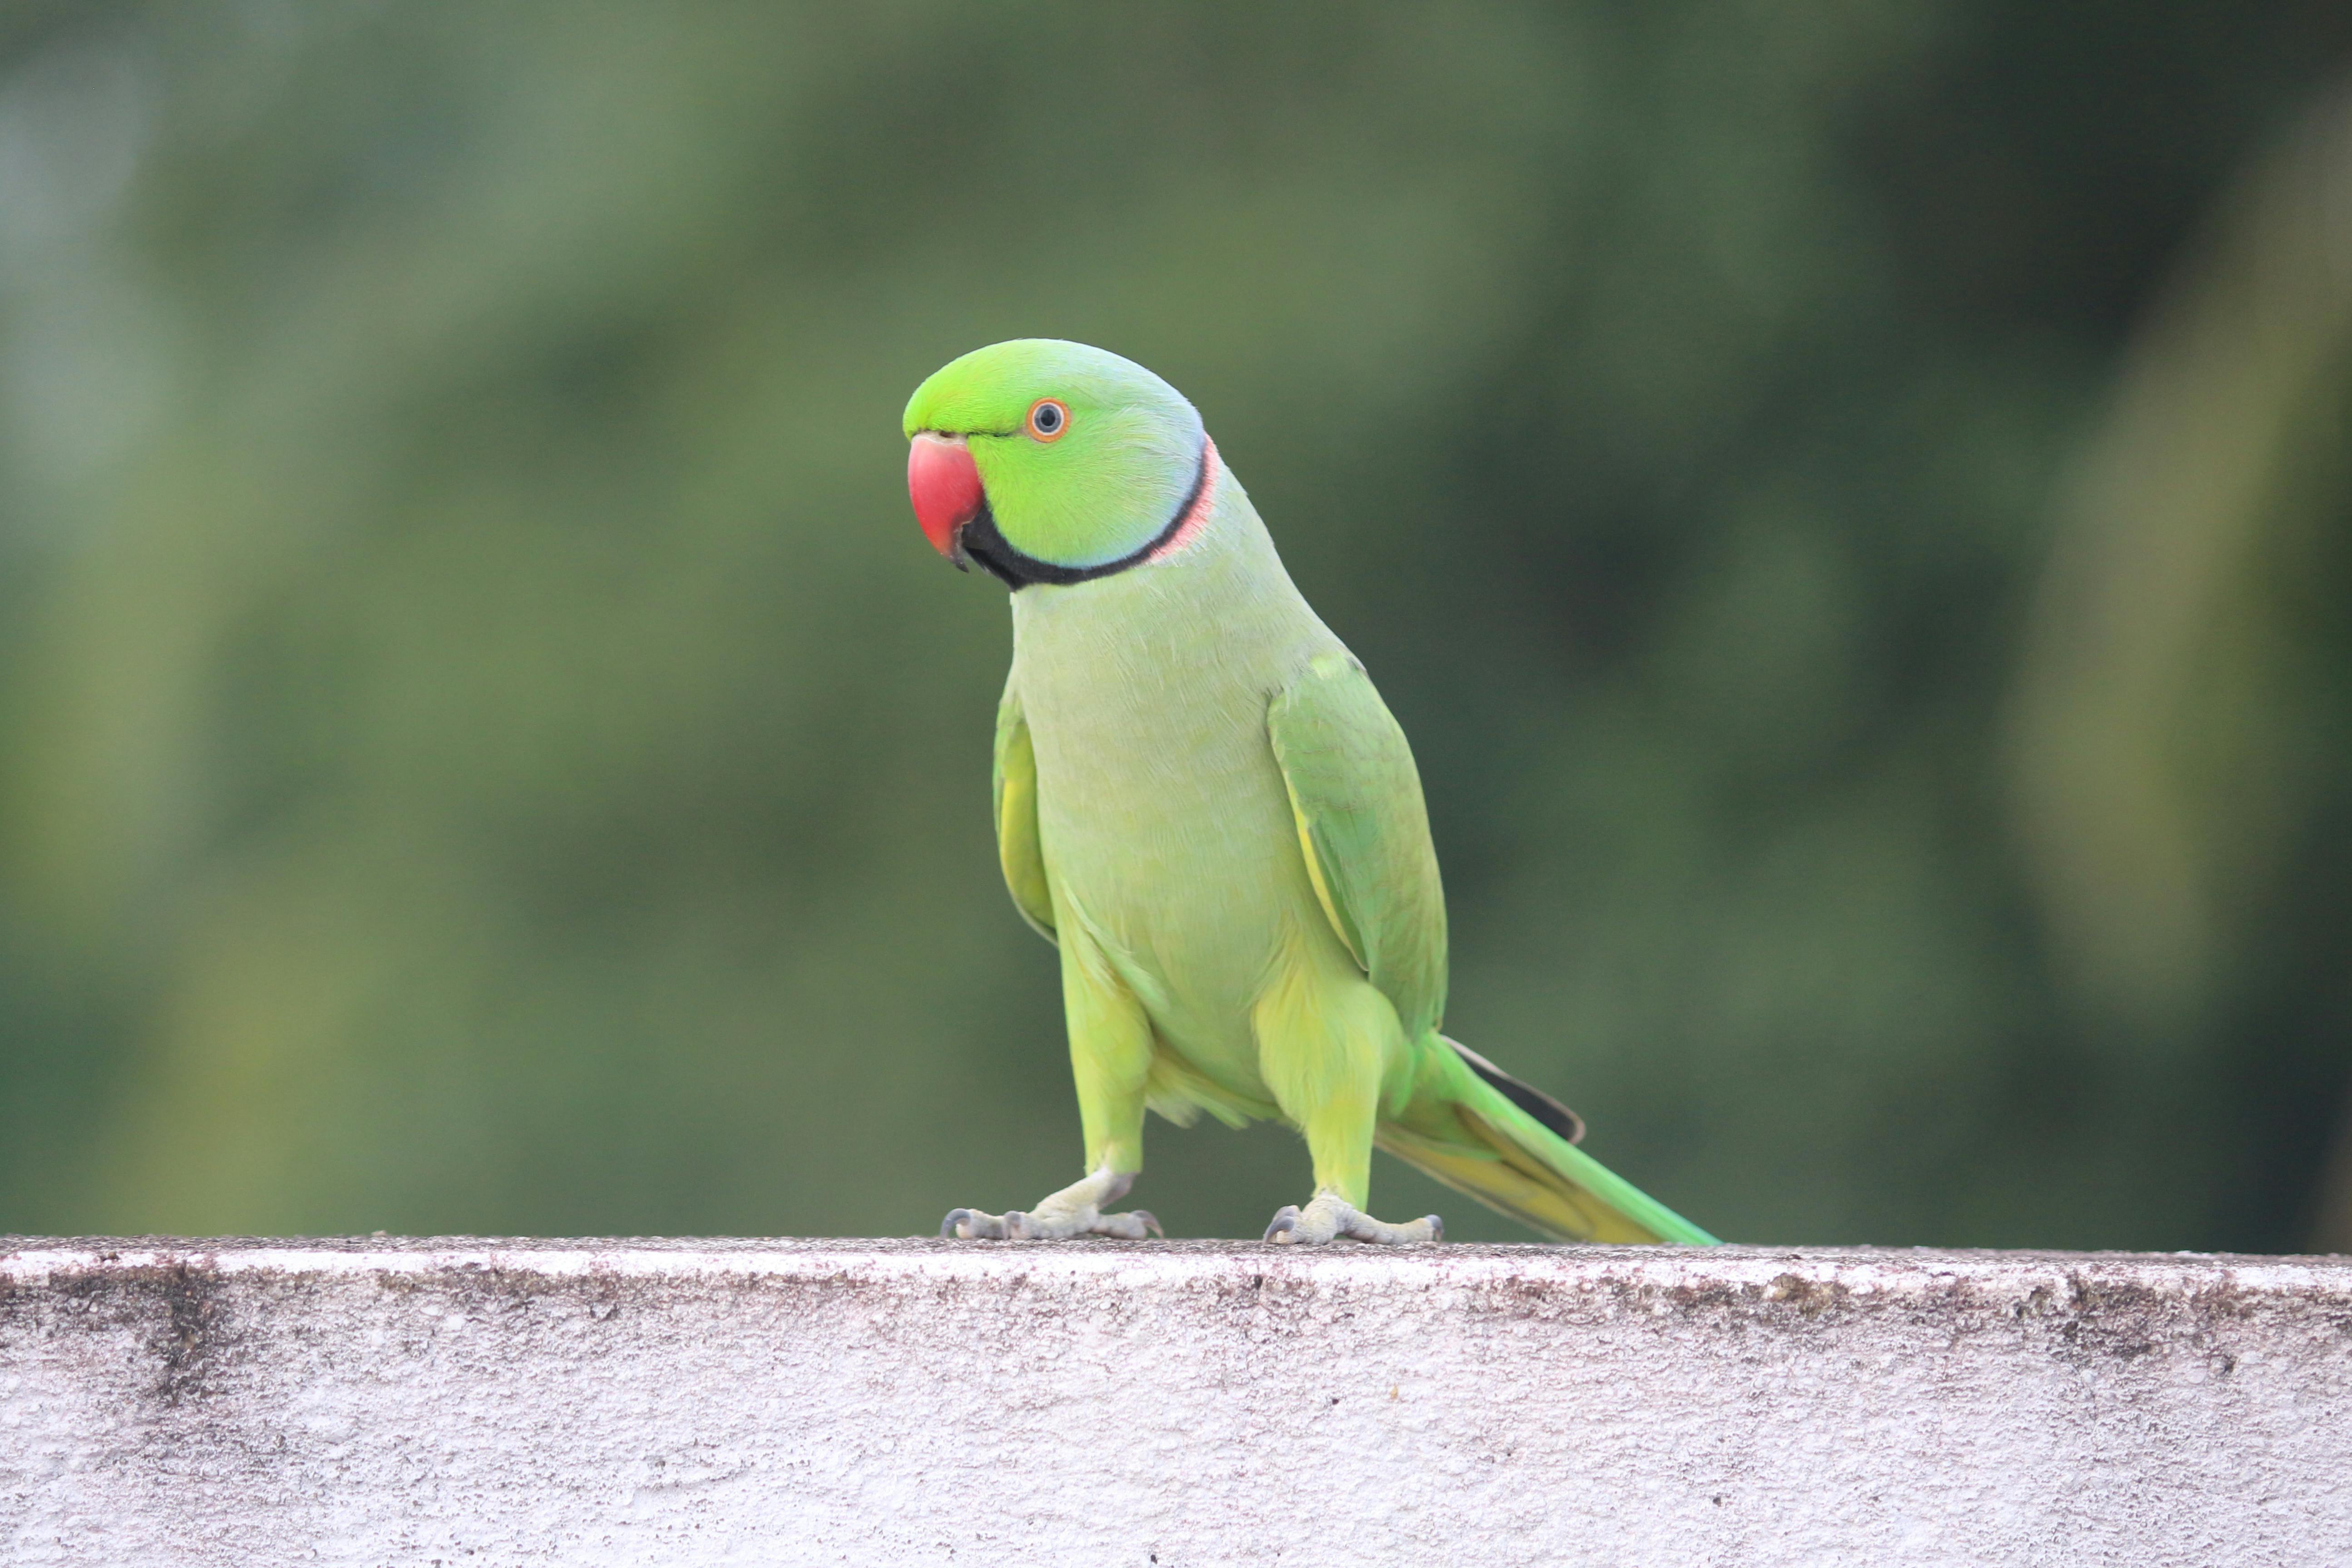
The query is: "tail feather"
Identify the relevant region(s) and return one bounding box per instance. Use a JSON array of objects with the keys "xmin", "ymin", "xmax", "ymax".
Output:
[
  {"xmin": 1377, "ymin": 1038, "xmax": 1719, "ymax": 1245},
  {"xmin": 1446, "ymin": 1038, "xmax": 1585, "ymax": 1145}
]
